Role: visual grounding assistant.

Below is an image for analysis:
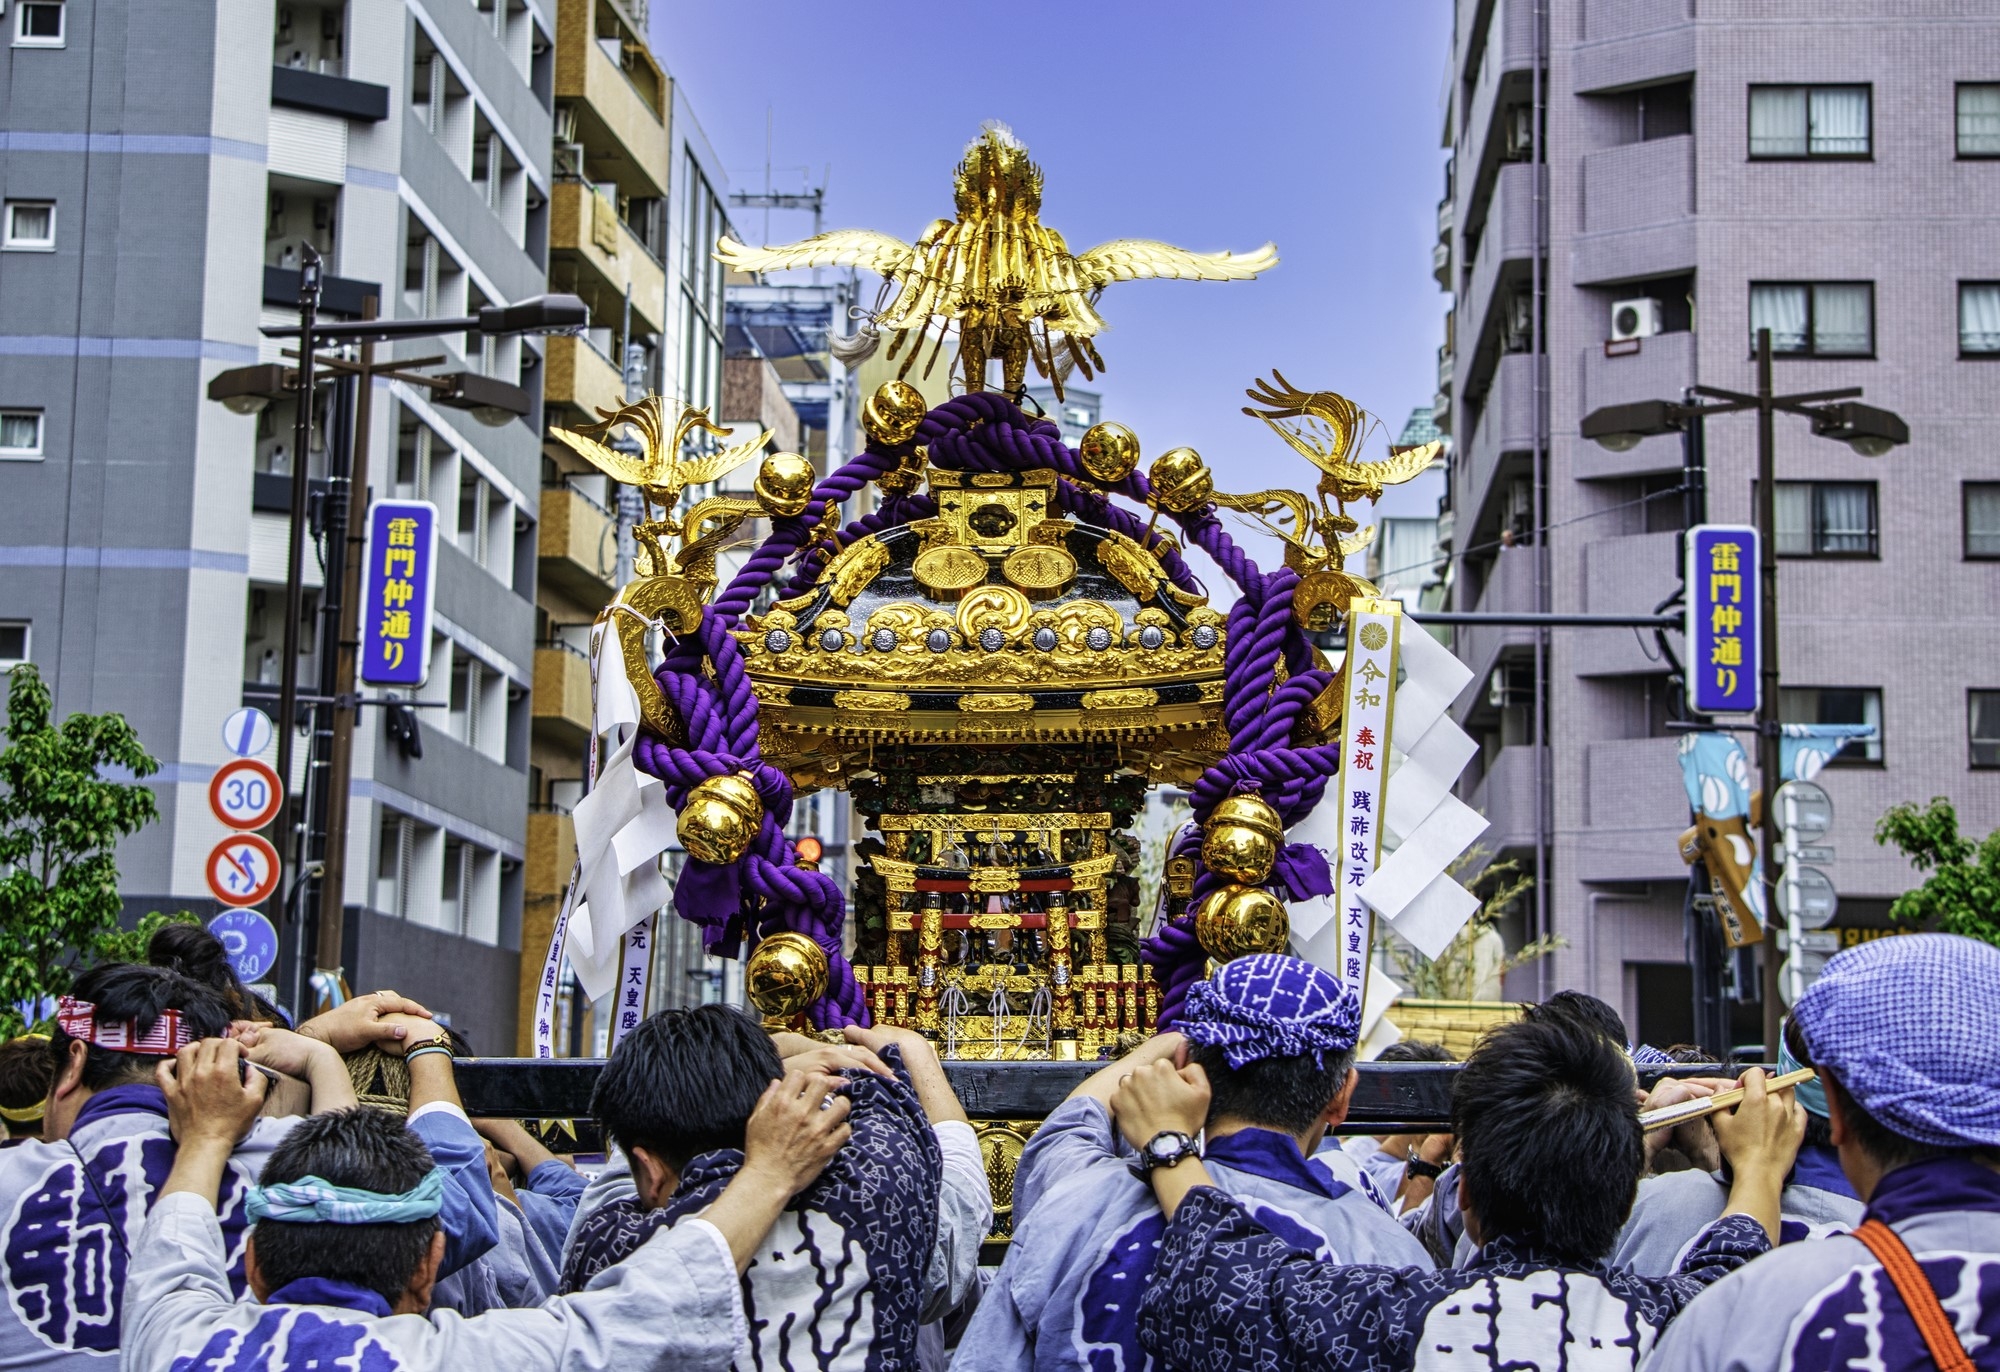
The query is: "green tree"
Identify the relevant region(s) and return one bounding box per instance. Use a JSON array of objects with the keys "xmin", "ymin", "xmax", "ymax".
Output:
[
  {"xmin": 0, "ymin": 664, "xmax": 163, "ymax": 1035},
  {"xmin": 1874, "ymin": 797, "xmax": 2000, "ymax": 948}
]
